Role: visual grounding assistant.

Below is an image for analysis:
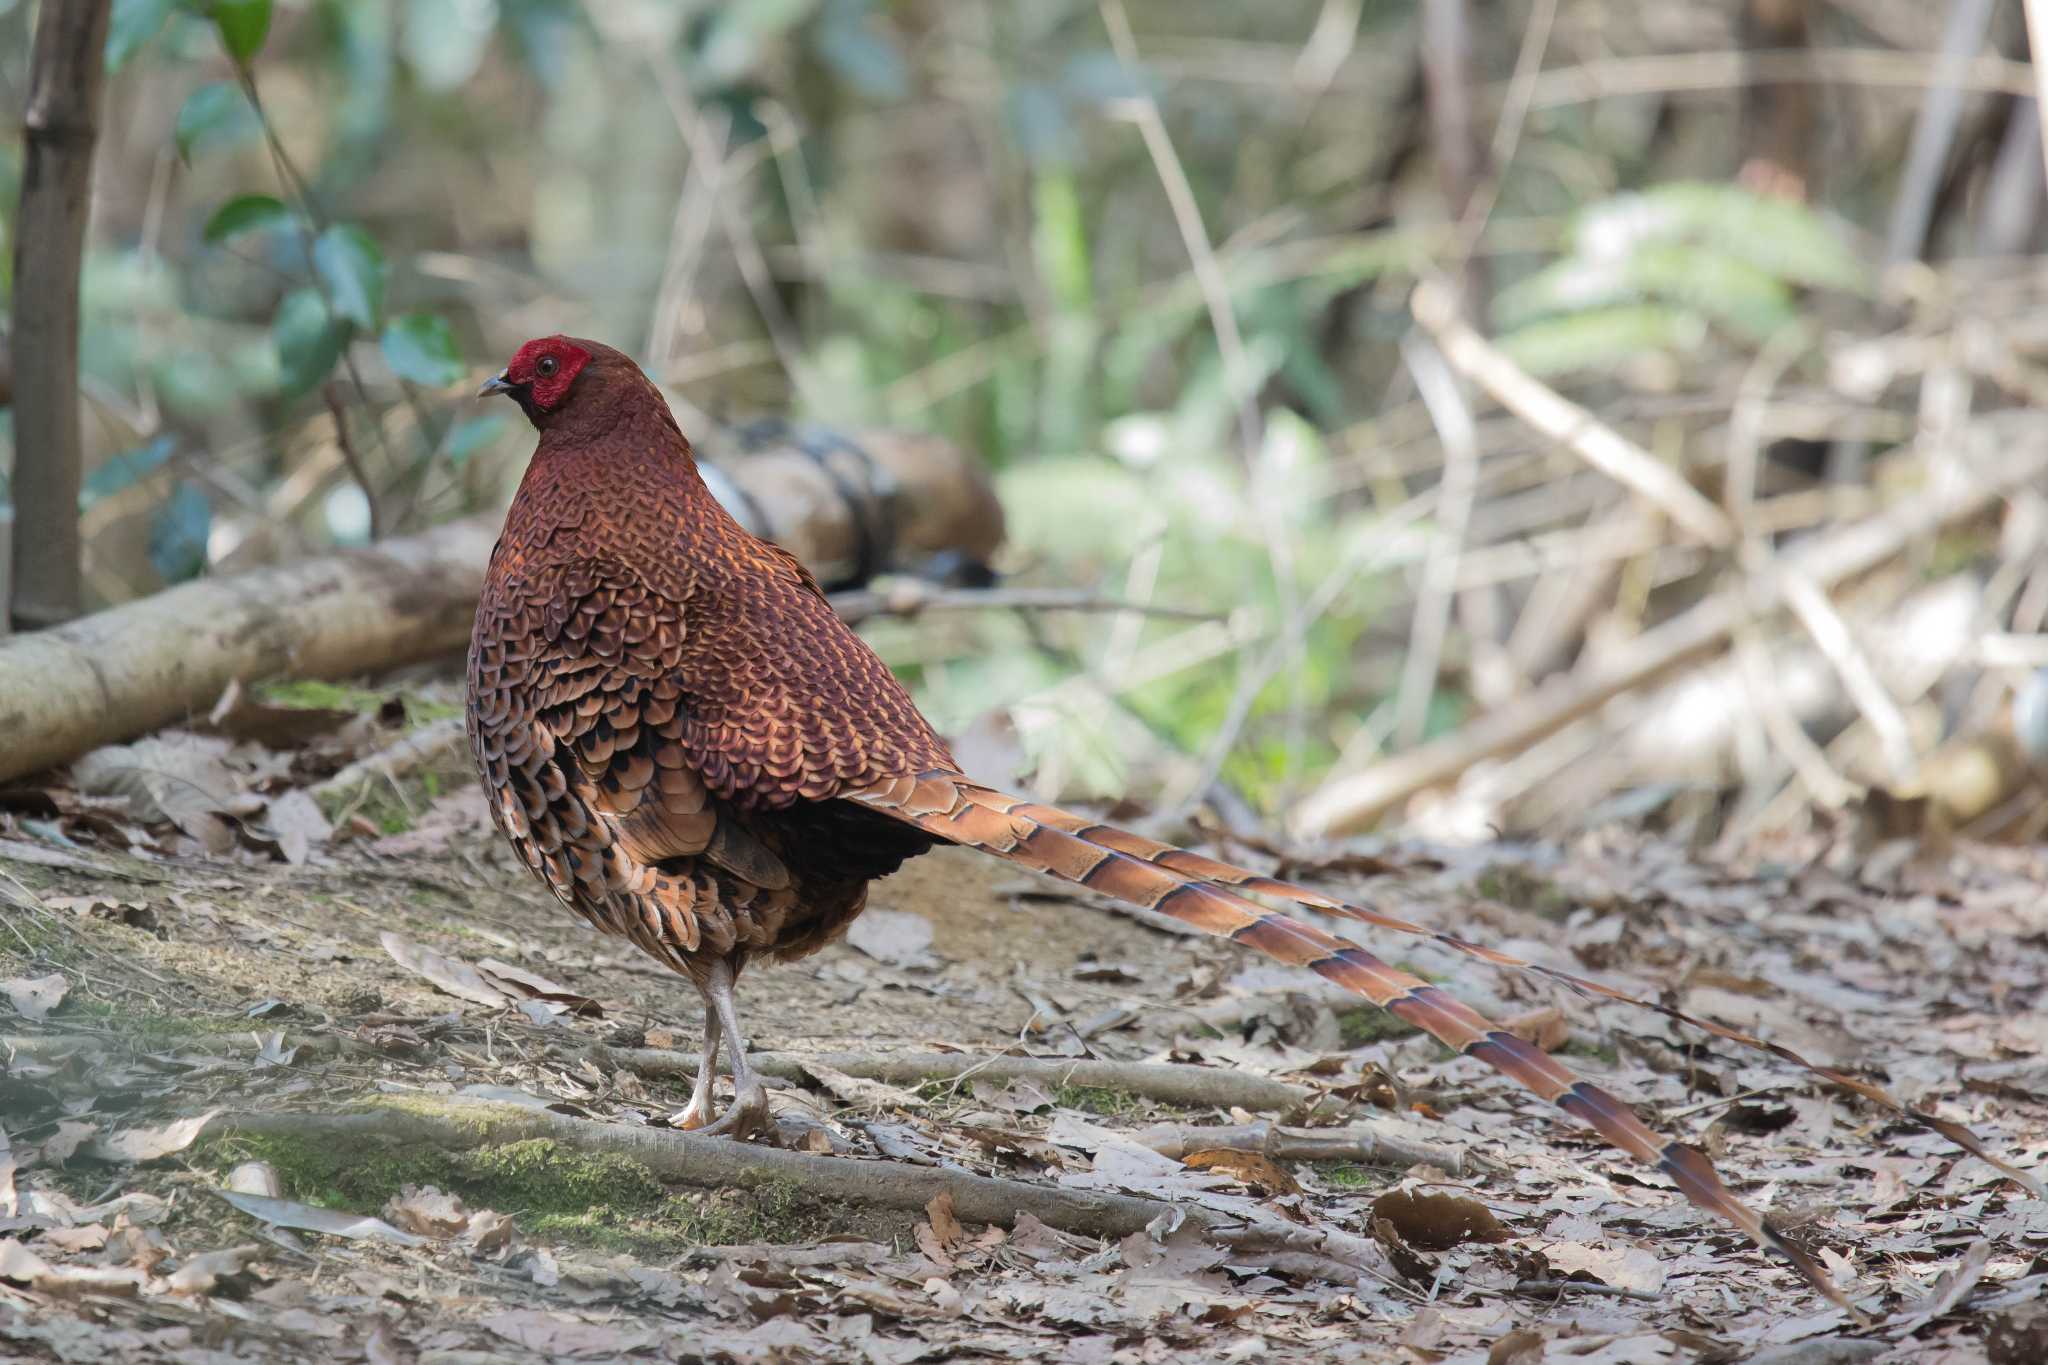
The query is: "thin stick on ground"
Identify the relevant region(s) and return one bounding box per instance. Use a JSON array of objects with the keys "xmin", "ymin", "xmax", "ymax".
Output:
[
  {"xmin": 598, "ymin": 1046, "xmax": 1324, "ymax": 1116},
  {"xmin": 1132, "ymin": 1120, "xmax": 1467, "ymax": 1175},
  {"xmin": 310, "ymin": 717, "xmax": 468, "ymax": 805}
]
